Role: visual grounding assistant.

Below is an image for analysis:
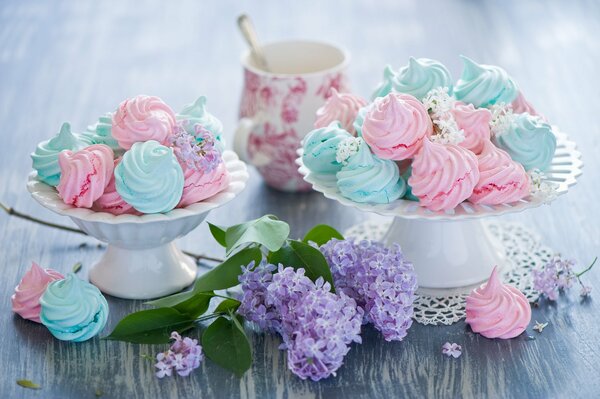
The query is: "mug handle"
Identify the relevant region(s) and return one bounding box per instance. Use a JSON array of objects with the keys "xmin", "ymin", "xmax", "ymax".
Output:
[{"xmin": 233, "ymin": 117, "xmax": 256, "ymax": 163}]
